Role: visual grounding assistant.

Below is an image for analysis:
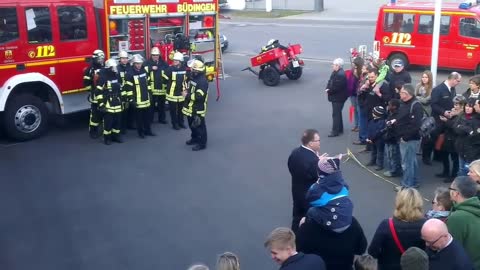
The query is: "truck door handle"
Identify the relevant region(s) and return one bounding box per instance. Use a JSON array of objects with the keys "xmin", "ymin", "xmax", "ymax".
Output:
[
  {"xmin": 16, "ymin": 64, "xmax": 25, "ymax": 71},
  {"xmin": 456, "ymin": 41, "xmax": 463, "ymax": 44}
]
